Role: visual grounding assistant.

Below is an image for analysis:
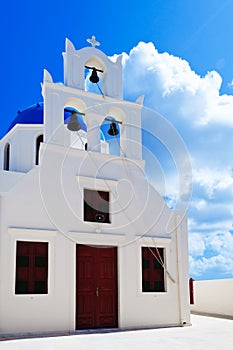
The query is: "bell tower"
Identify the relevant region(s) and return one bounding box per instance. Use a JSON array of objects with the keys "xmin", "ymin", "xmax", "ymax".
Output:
[
  {"xmin": 42, "ymin": 36, "xmax": 143, "ymax": 160},
  {"xmin": 63, "ymin": 36, "xmax": 123, "ymax": 99}
]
